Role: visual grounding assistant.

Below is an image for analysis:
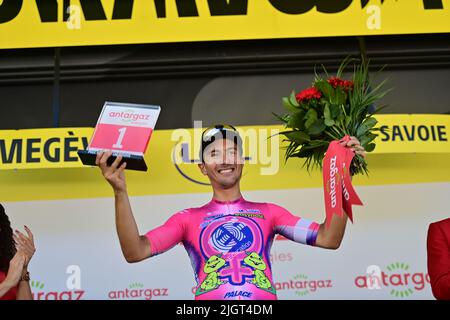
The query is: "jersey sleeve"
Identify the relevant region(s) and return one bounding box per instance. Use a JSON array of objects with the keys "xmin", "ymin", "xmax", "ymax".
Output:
[
  {"xmin": 144, "ymin": 210, "xmax": 188, "ymax": 257},
  {"xmin": 268, "ymin": 203, "xmax": 320, "ymax": 246}
]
